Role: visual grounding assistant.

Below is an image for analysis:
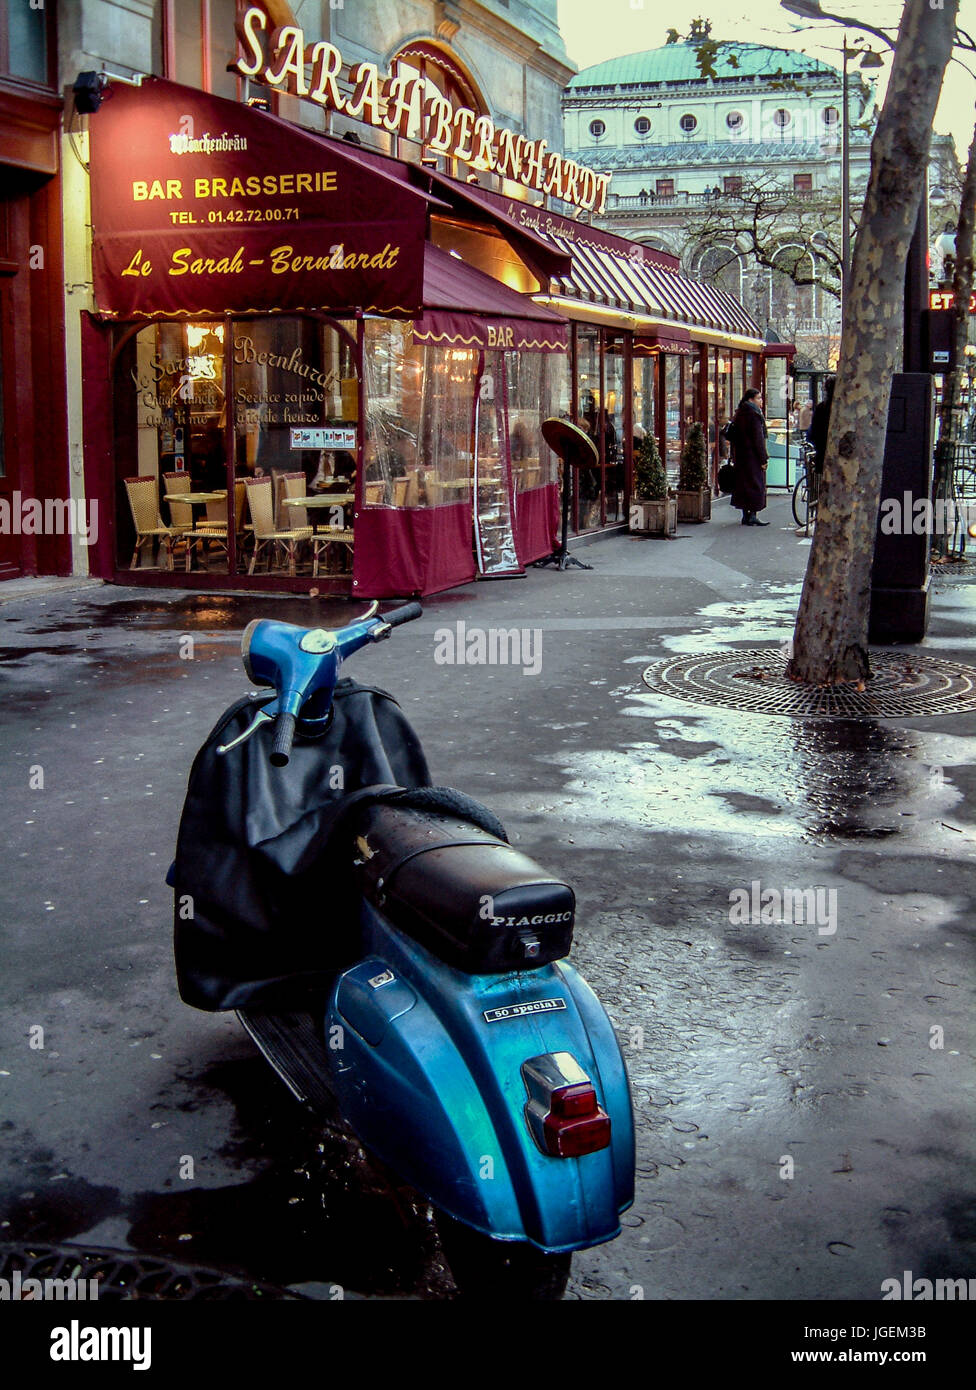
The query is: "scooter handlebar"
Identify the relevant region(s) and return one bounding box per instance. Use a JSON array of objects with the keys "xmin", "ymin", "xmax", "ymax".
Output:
[
  {"xmin": 379, "ymin": 602, "xmax": 422, "ymax": 630},
  {"xmin": 270, "ymin": 711, "xmax": 297, "ymax": 767}
]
